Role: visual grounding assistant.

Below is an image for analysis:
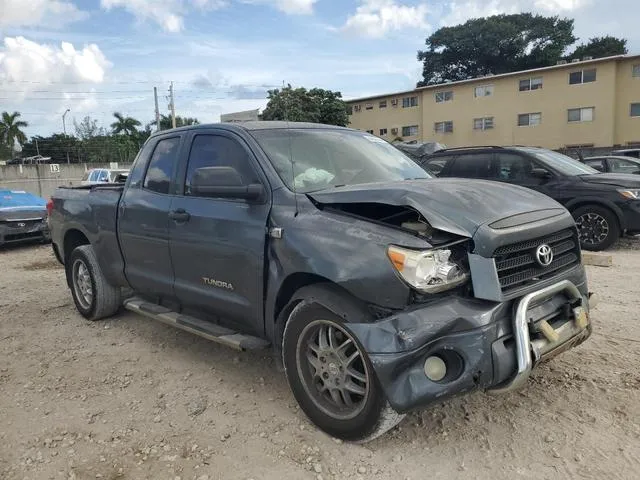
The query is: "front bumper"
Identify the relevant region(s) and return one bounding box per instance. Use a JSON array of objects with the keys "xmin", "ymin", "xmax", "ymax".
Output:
[
  {"xmin": 344, "ymin": 266, "xmax": 592, "ymax": 413},
  {"xmin": 0, "ymin": 220, "xmax": 50, "ymax": 246},
  {"xmin": 621, "ymin": 199, "xmax": 640, "ymax": 232}
]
